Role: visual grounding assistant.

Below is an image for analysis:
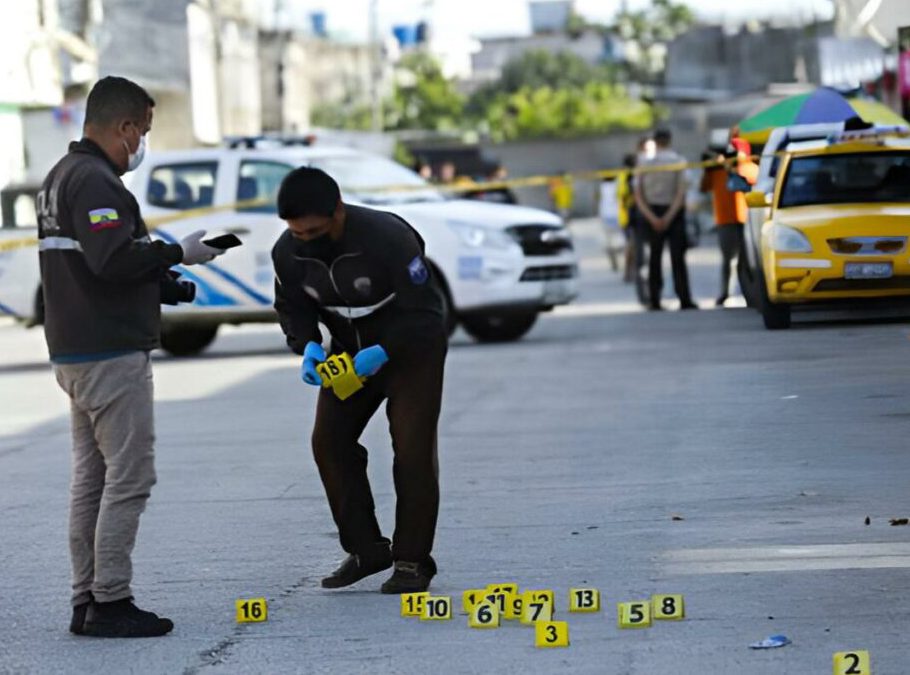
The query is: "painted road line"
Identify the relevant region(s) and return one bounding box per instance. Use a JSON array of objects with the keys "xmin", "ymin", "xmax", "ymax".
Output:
[{"xmin": 663, "ymin": 542, "xmax": 910, "ymax": 574}]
